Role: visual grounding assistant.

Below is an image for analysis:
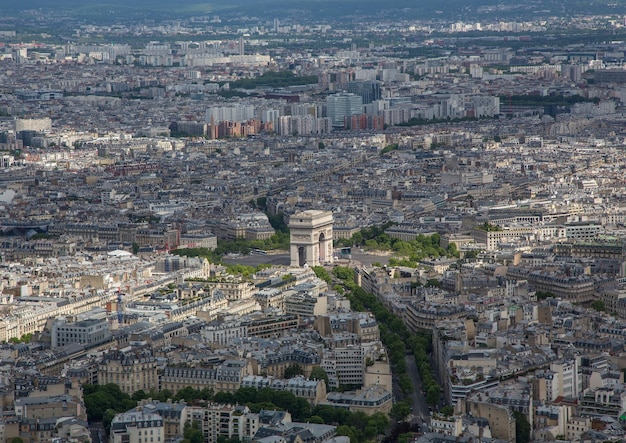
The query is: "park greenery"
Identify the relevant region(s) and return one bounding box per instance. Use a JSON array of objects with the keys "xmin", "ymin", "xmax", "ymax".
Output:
[
  {"xmin": 310, "ymin": 367, "xmax": 330, "ymax": 388},
  {"xmin": 380, "ymin": 143, "xmax": 399, "ymax": 155},
  {"xmin": 440, "ymin": 405, "xmax": 454, "ymax": 416},
  {"xmin": 84, "ymin": 383, "xmax": 388, "ymax": 443},
  {"xmin": 228, "ymin": 71, "xmax": 318, "ymax": 90},
  {"xmin": 83, "ymin": 384, "xmax": 140, "ymax": 430},
  {"xmin": 171, "ymin": 205, "xmax": 289, "ymax": 266},
  {"xmin": 182, "ymin": 421, "xmax": 204, "ymax": 443},
  {"xmin": 591, "ymin": 300, "xmax": 606, "ymax": 312},
  {"xmin": 171, "ymin": 250, "xmax": 272, "ymax": 279},
  {"xmin": 338, "ymin": 227, "xmax": 459, "ymax": 268},
  {"xmin": 476, "ymin": 221, "xmax": 502, "ymax": 232},
  {"xmin": 283, "ymin": 364, "xmax": 305, "ymax": 379},
  {"xmin": 332, "ymin": 266, "xmax": 442, "ymax": 406},
  {"xmin": 334, "ymin": 222, "xmax": 394, "ymax": 248},
  {"xmin": 171, "ymin": 216, "xmax": 289, "ymax": 274},
  {"xmin": 7, "ymin": 333, "xmax": 33, "ymax": 344},
  {"xmin": 173, "ymin": 218, "xmax": 460, "ymax": 272},
  {"xmin": 336, "ymin": 225, "xmax": 457, "ymax": 258},
  {"xmin": 173, "ymin": 231, "xmax": 289, "ymax": 258},
  {"xmin": 390, "ymin": 401, "xmax": 412, "ymax": 422},
  {"xmin": 311, "ymin": 266, "xmax": 332, "ymax": 285}
]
